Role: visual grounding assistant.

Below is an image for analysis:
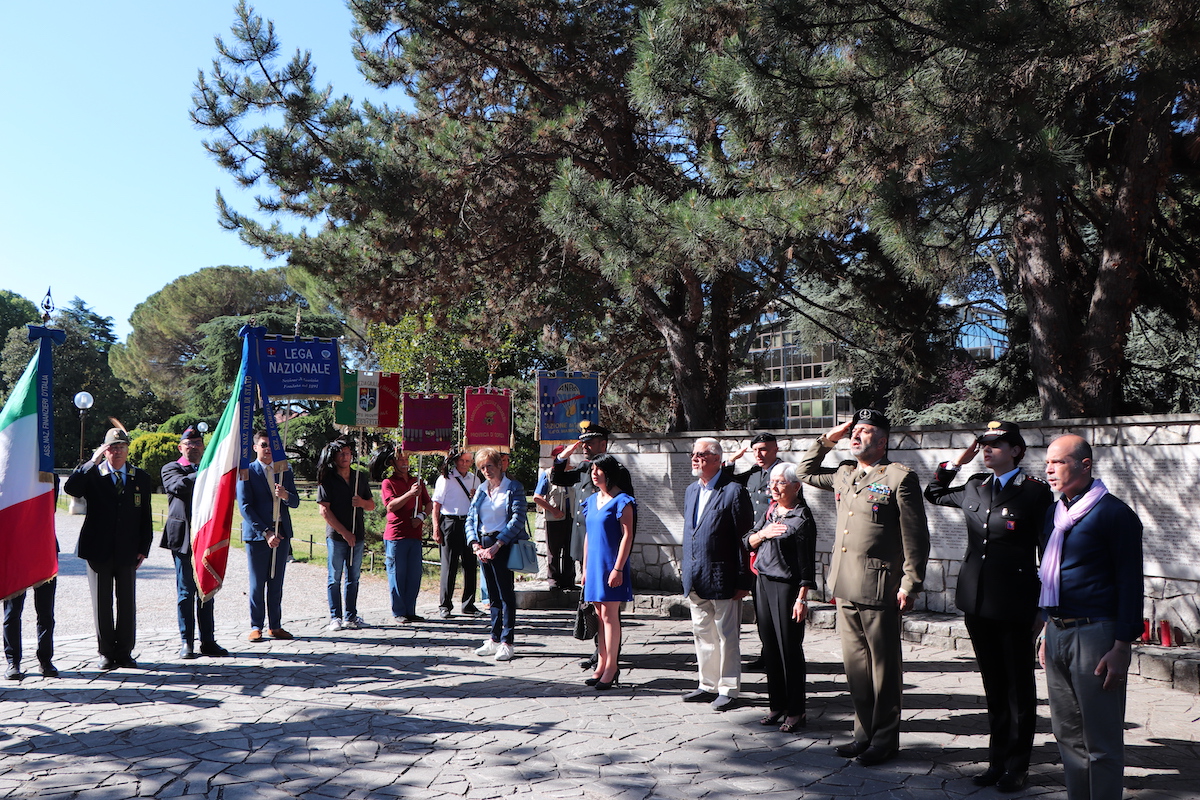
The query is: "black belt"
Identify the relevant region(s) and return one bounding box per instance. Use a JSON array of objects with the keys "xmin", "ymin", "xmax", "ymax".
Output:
[
  {"xmin": 442, "ymin": 514, "xmax": 467, "ymax": 520},
  {"xmin": 1048, "ymin": 615, "xmax": 1112, "ymax": 629}
]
